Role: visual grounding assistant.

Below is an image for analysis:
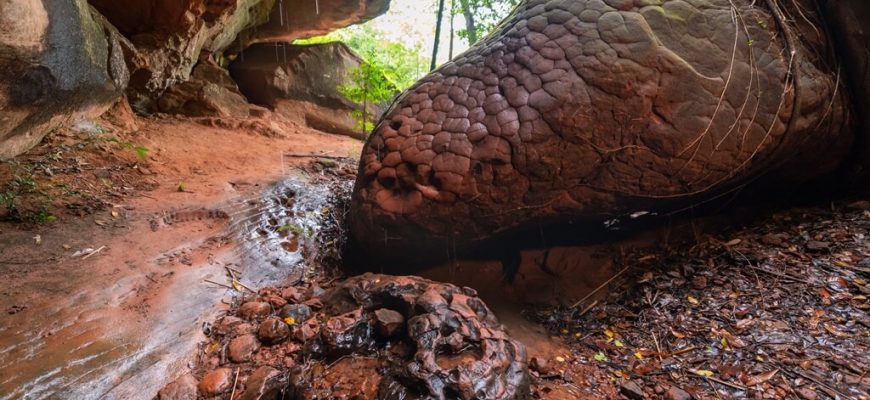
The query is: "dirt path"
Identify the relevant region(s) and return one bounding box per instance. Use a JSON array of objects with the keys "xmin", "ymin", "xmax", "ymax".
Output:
[{"xmin": 0, "ymin": 117, "xmax": 359, "ymax": 399}]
